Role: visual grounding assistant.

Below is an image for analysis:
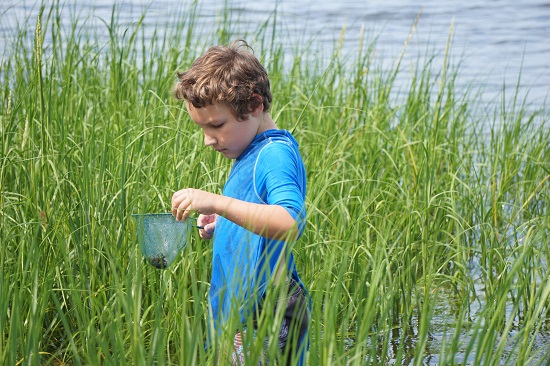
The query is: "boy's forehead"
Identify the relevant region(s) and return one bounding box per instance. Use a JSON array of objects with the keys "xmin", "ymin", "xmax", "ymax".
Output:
[{"xmin": 186, "ymin": 102, "xmax": 232, "ymax": 123}]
